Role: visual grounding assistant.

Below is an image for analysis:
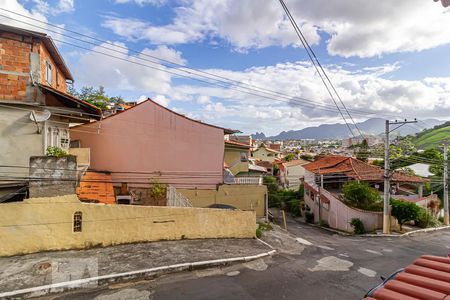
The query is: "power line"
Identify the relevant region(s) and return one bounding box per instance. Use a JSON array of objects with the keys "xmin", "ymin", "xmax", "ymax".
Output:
[
  {"xmin": 0, "ymin": 9, "xmax": 427, "ymax": 123},
  {"xmin": 278, "ymin": 0, "xmax": 364, "ymax": 139}
]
